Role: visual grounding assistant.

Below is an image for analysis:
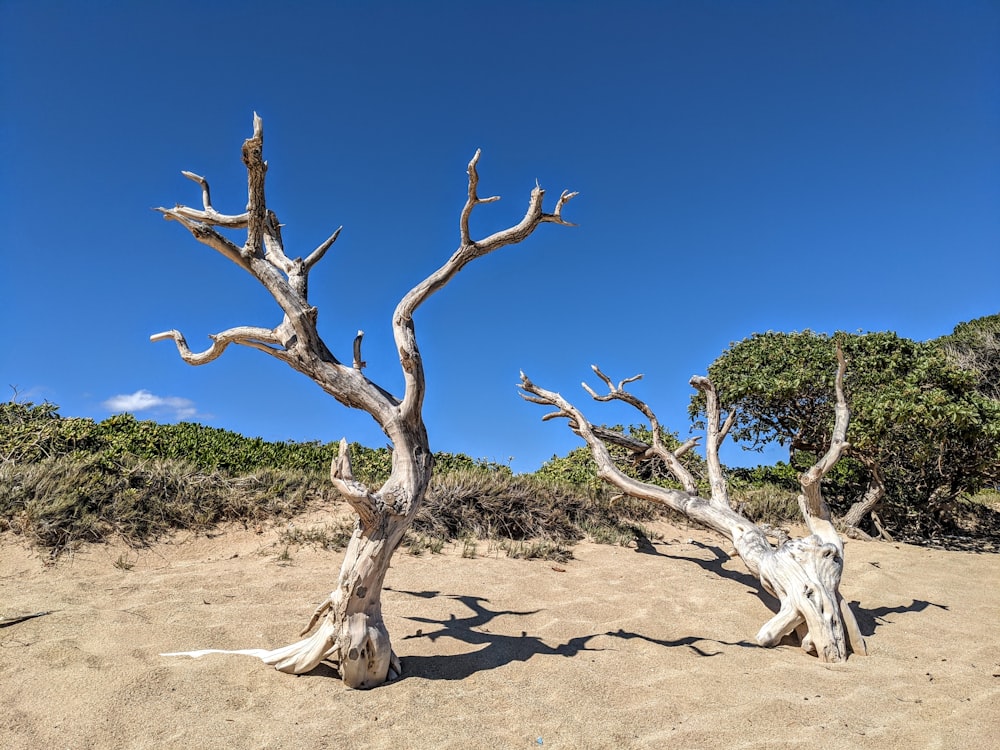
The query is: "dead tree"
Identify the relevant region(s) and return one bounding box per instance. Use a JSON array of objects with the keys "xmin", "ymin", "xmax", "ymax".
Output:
[
  {"xmin": 154, "ymin": 114, "xmax": 575, "ymax": 688},
  {"xmin": 519, "ymin": 348, "xmax": 867, "ymax": 662}
]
